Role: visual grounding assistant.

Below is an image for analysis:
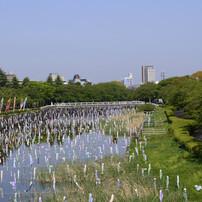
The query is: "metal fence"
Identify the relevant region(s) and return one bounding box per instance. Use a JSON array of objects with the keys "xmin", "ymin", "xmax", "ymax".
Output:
[
  {"xmin": 142, "ymin": 128, "xmax": 166, "ymax": 135},
  {"xmin": 41, "ymin": 101, "xmax": 145, "ymax": 110}
]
